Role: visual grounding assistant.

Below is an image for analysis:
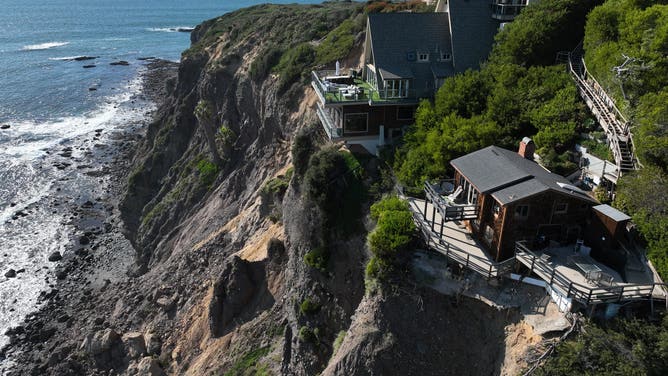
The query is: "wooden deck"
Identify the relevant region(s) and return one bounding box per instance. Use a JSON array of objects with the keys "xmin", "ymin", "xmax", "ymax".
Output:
[
  {"xmin": 407, "ymin": 197, "xmax": 515, "ymax": 279},
  {"xmin": 406, "ymin": 192, "xmax": 667, "ymax": 308}
]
